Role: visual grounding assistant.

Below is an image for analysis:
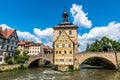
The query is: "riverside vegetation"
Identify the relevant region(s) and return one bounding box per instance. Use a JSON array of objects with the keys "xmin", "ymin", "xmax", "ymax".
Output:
[{"xmin": 0, "ymin": 50, "xmax": 29, "ymax": 72}]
